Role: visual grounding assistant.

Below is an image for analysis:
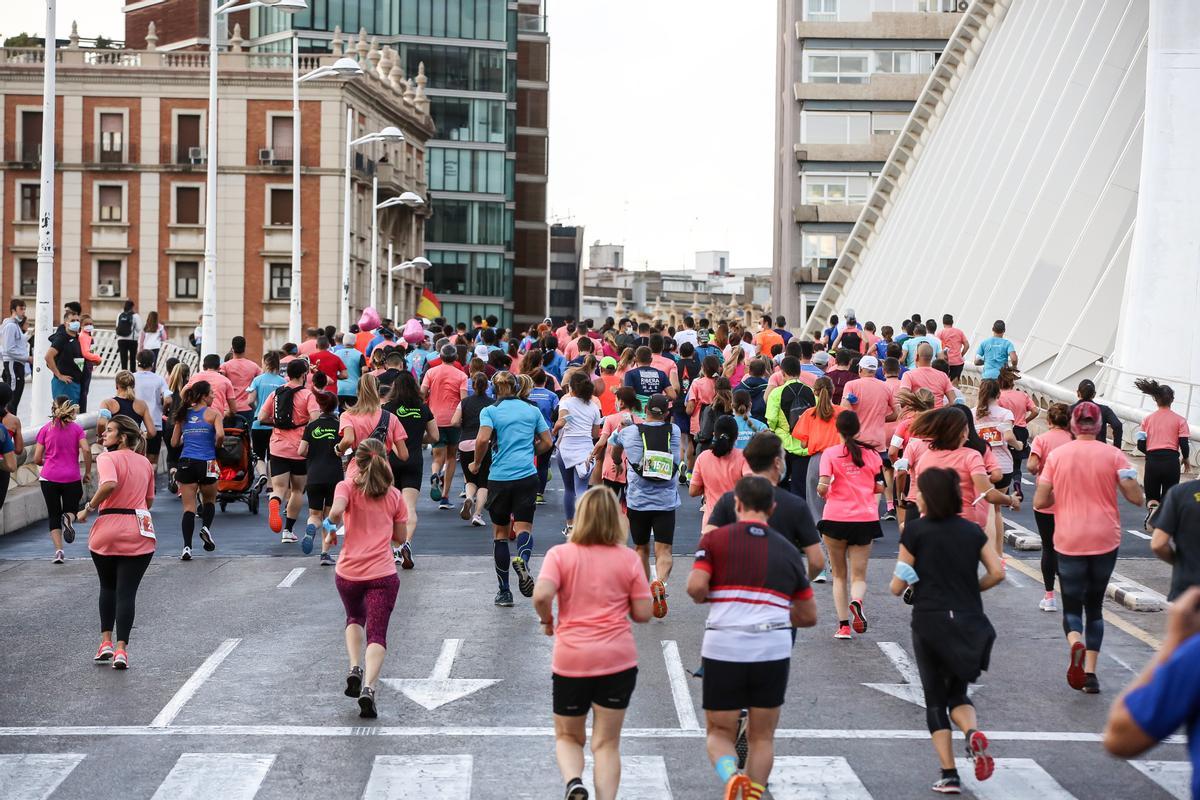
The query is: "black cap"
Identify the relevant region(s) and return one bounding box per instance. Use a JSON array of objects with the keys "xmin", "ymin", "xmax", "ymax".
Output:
[{"xmin": 646, "ymin": 394, "xmax": 670, "ymax": 416}]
